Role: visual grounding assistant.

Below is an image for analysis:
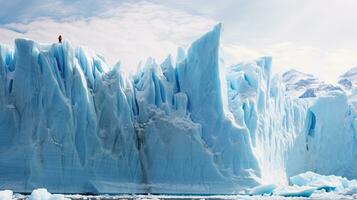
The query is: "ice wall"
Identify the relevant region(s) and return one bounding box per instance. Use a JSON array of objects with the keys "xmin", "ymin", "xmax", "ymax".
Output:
[
  {"xmin": 227, "ymin": 62, "xmax": 357, "ymax": 185},
  {"xmin": 0, "ymin": 39, "xmax": 144, "ymax": 193},
  {"xmin": 0, "ymin": 24, "xmax": 356, "ymax": 194},
  {"xmin": 226, "ymin": 59, "xmax": 309, "ymax": 185},
  {"xmin": 0, "ymin": 24, "xmax": 261, "ymax": 194}
]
